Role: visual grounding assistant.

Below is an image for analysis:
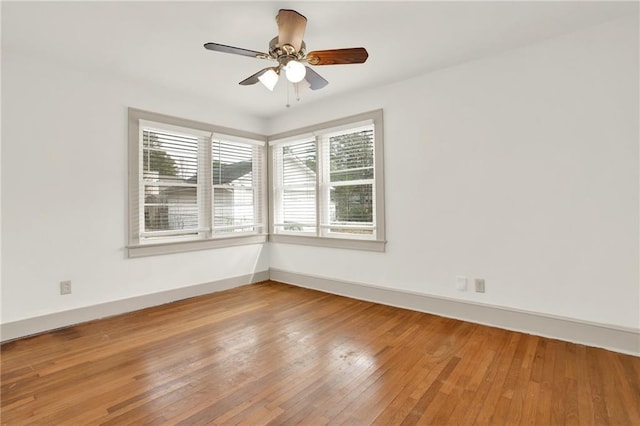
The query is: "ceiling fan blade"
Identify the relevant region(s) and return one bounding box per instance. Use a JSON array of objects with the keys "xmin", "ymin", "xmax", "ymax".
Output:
[
  {"xmin": 276, "ymin": 9, "xmax": 307, "ymax": 52},
  {"xmin": 306, "ymin": 48, "xmax": 369, "ymax": 65},
  {"xmin": 304, "ymin": 67, "xmax": 328, "ymax": 90},
  {"xmin": 204, "ymin": 42, "xmax": 268, "ymax": 59},
  {"xmin": 239, "ymin": 68, "xmax": 271, "ymax": 86}
]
